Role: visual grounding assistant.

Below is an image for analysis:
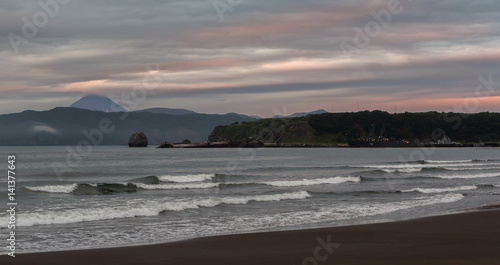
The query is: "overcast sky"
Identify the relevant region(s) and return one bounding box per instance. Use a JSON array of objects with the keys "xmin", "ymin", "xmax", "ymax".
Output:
[{"xmin": 1, "ymin": 0, "xmax": 499, "ymax": 117}]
